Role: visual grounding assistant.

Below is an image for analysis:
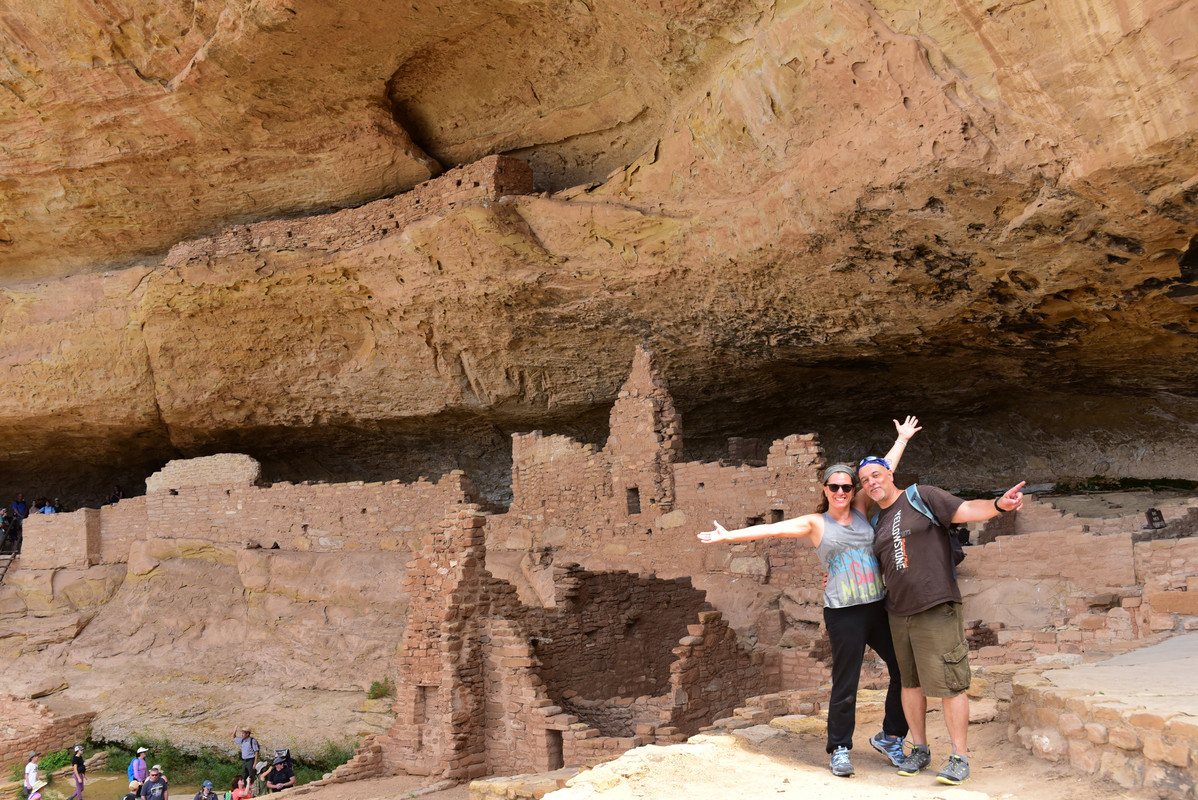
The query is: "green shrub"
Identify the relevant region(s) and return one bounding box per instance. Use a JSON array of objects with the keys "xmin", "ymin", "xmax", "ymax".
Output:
[
  {"xmin": 39, "ymin": 749, "xmax": 72, "ymax": 774},
  {"xmin": 367, "ymin": 678, "xmax": 394, "ymax": 700}
]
